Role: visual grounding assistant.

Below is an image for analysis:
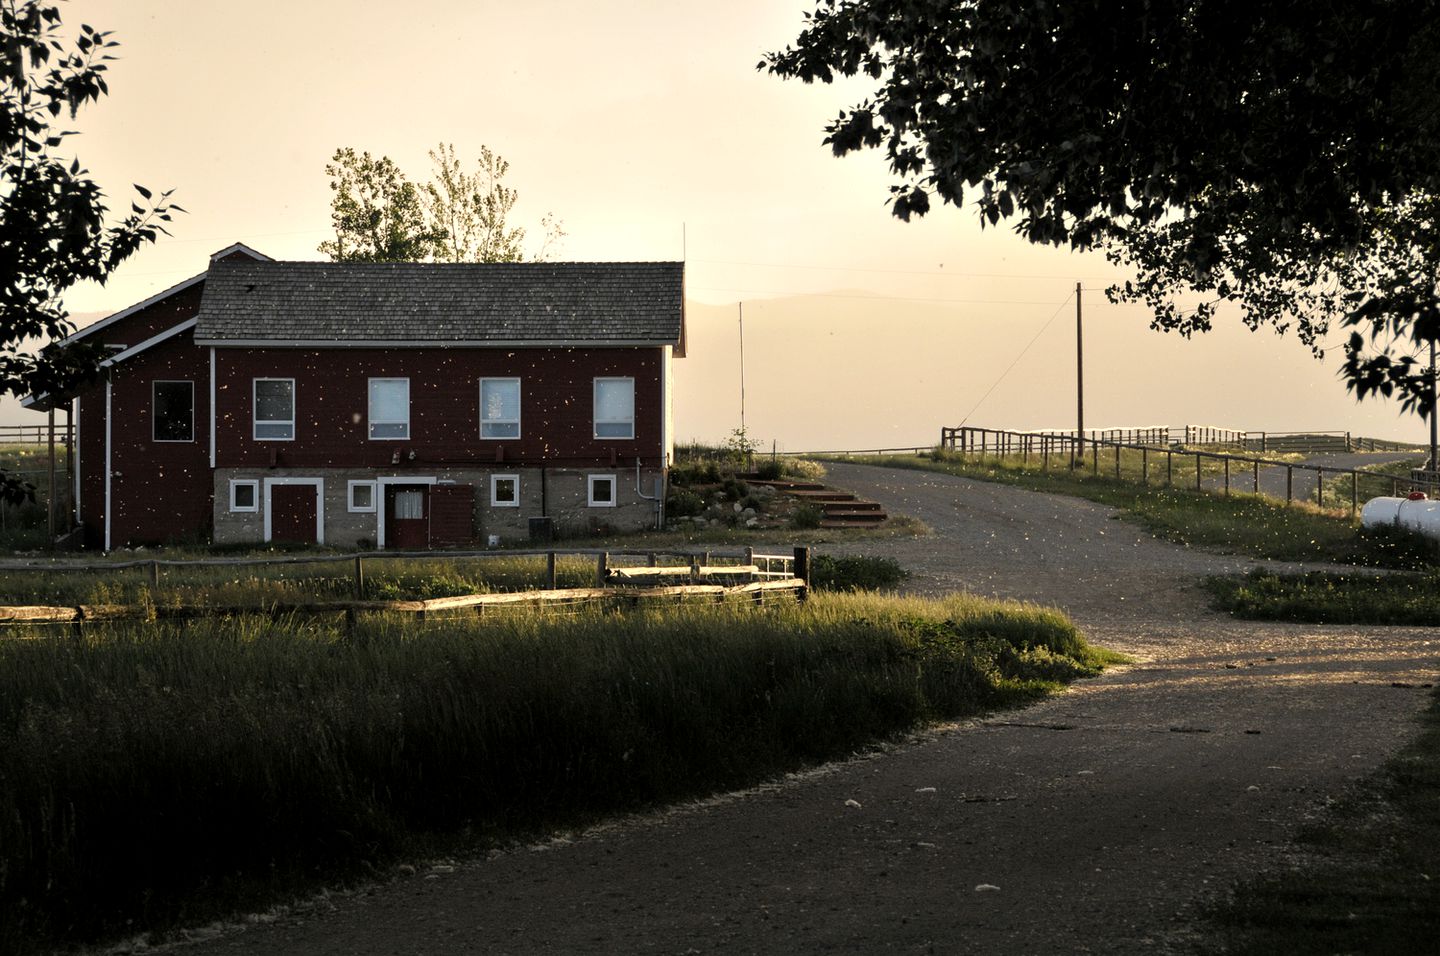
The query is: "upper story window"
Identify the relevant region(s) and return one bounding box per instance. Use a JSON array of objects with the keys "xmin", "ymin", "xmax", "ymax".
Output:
[
  {"xmin": 480, "ymin": 378, "xmax": 521, "ymax": 439},
  {"xmin": 368, "ymin": 378, "xmax": 410, "ymax": 440},
  {"xmin": 153, "ymin": 381, "xmax": 194, "ymax": 442},
  {"xmin": 593, "ymin": 377, "xmax": 635, "ymax": 440},
  {"xmin": 253, "ymin": 378, "xmax": 295, "ymax": 440}
]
